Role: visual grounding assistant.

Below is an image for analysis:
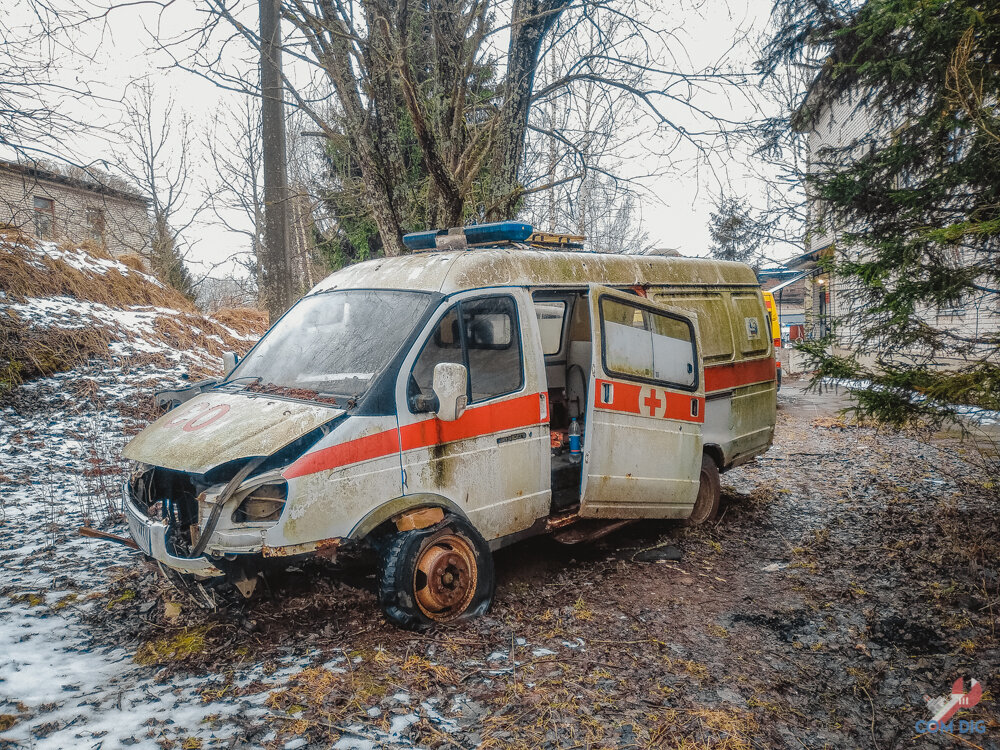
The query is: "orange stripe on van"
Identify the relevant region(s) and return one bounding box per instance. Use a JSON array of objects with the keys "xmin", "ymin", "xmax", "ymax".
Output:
[
  {"xmin": 594, "ymin": 379, "xmax": 704, "ymax": 424},
  {"xmin": 283, "ymin": 427, "xmax": 400, "ymax": 479},
  {"xmin": 704, "ymin": 358, "xmax": 776, "ymax": 393},
  {"xmin": 283, "ymin": 392, "xmax": 546, "ymax": 480},
  {"xmin": 399, "ymin": 392, "xmax": 545, "ymax": 450}
]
